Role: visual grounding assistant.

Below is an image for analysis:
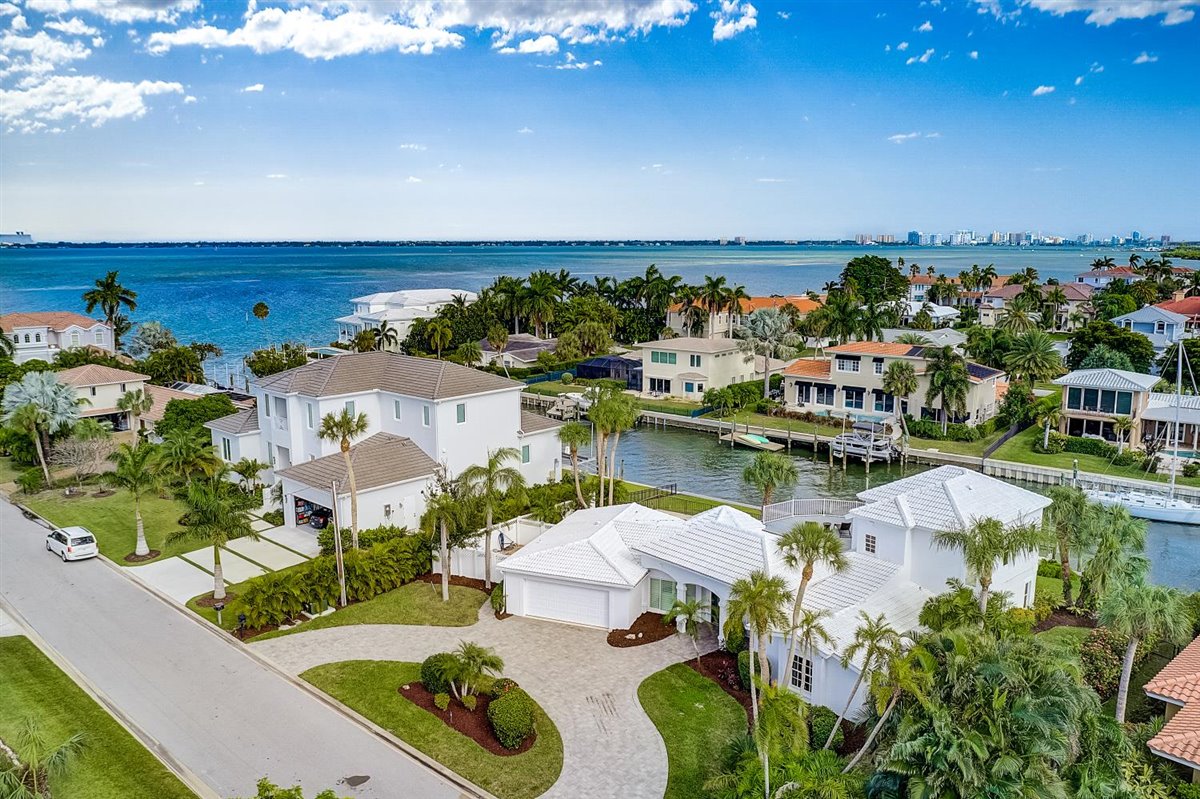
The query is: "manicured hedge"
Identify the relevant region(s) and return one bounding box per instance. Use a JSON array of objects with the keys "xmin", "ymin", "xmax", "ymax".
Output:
[
  {"xmin": 317, "ymin": 523, "xmax": 411, "ymax": 556},
  {"xmin": 421, "ymin": 652, "xmax": 459, "ymax": 695},
  {"xmin": 1063, "ymin": 436, "xmax": 1117, "ymax": 459},
  {"xmin": 487, "ymin": 688, "xmax": 537, "ymax": 749},
  {"xmin": 737, "ymin": 649, "xmax": 764, "ymax": 690},
  {"xmin": 905, "ymin": 417, "xmax": 995, "ymax": 442}
]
